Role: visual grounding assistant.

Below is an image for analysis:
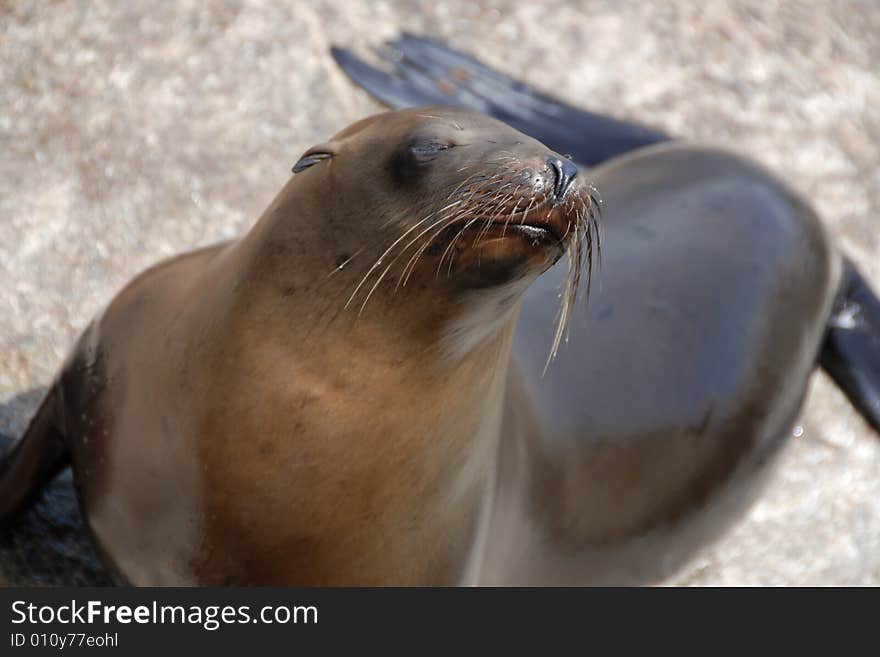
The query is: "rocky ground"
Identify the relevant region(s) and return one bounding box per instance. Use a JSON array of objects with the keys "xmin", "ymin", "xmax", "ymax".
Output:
[{"xmin": 1, "ymin": 0, "xmax": 878, "ymax": 585}]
